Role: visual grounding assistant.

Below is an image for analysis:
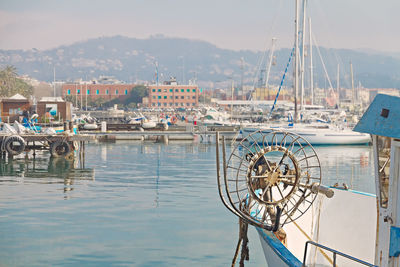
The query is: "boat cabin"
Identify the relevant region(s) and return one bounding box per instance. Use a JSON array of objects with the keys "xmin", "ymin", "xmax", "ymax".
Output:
[{"xmin": 354, "ymin": 93, "xmax": 400, "ymax": 267}]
